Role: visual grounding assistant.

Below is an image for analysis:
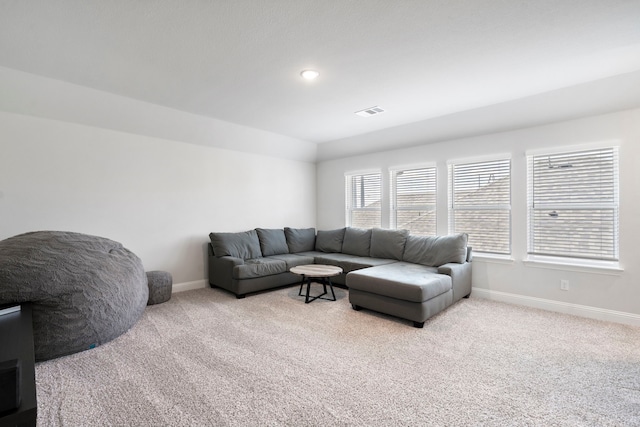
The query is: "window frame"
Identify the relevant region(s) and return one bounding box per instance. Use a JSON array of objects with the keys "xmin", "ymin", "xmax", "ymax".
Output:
[
  {"xmin": 526, "ymin": 144, "xmax": 620, "ymax": 263},
  {"xmin": 344, "ymin": 170, "xmax": 382, "ymax": 228},
  {"xmin": 448, "ymin": 155, "xmax": 512, "ymax": 255},
  {"xmin": 389, "ymin": 164, "xmax": 437, "ymax": 236}
]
